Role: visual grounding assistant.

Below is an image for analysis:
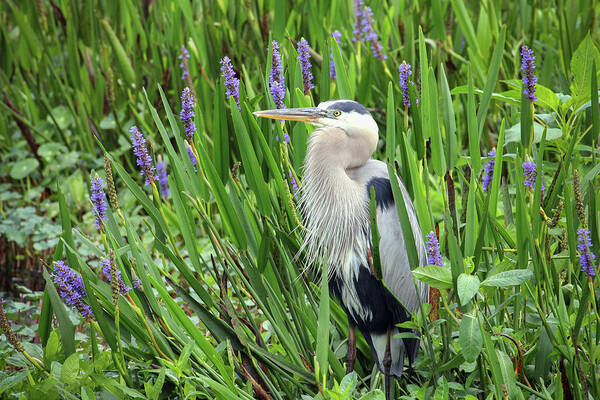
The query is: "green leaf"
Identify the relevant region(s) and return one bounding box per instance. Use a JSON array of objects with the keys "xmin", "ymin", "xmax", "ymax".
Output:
[
  {"xmin": 570, "ymin": 33, "xmax": 600, "ymax": 105},
  {"xmin": 481, "ymin": 269, "xmax": 533, "ymax": 287},
  {"xmin": 61, "ymin": 353, "xmax": 80, "ymax": 385},
  {"xmin": 459, "ymin": 313, "xmax": 482, "ymax": 362},
  {"xmin": 457, "ymin": 273, "xmax": 480, "ymax": 306},
  {"xmin": 10, "ymin": 158, "xmax": 39, "ymax": 180},
  {"xmin": 315, "ymin": 261, "xmax": 330, "ymax": 382},
  {"xmin": 412, "ymin": 266, "xmax": 453, "ymax": 290},
  {"xmin": 505, "ymin": 122, "xmax": 562, "ymax": 144}
]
